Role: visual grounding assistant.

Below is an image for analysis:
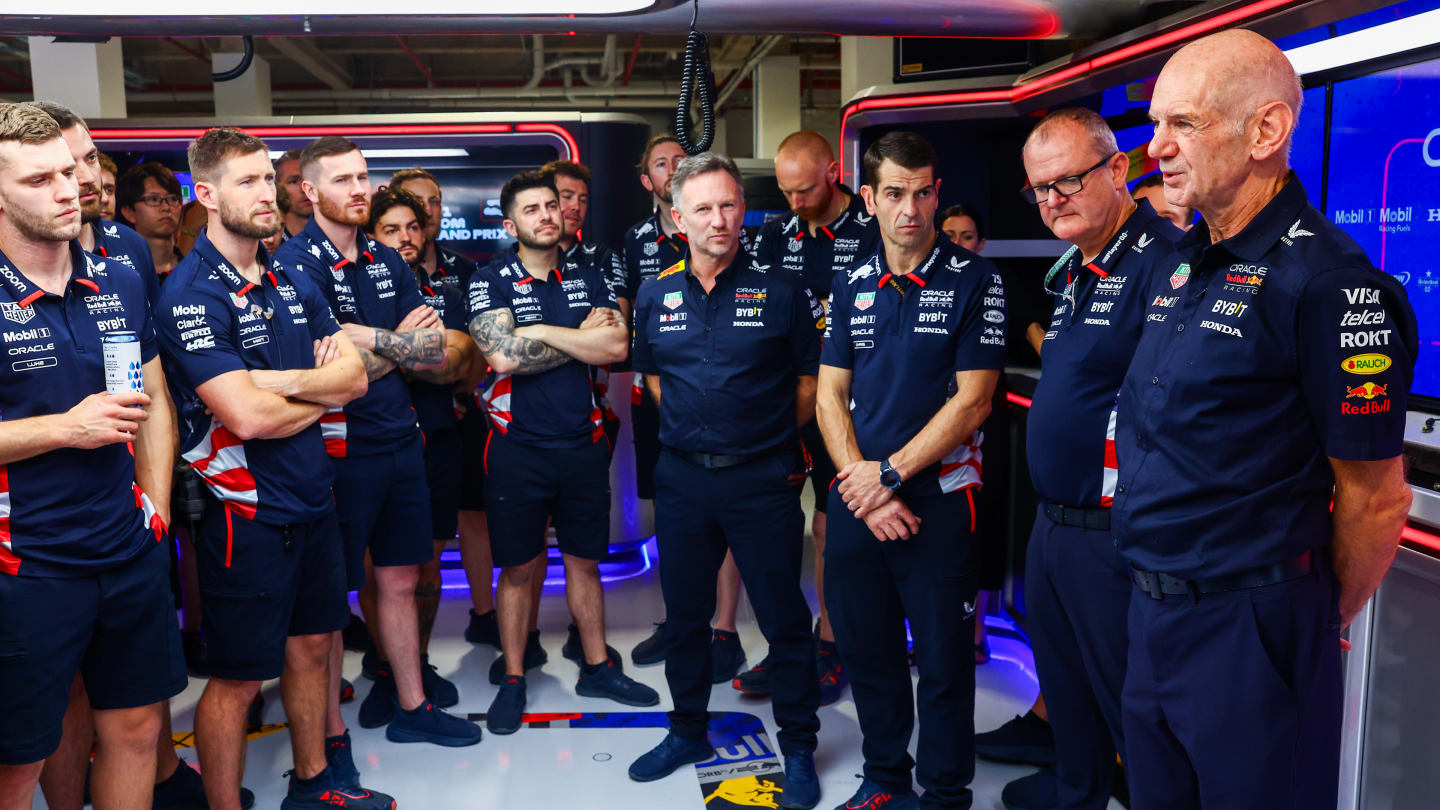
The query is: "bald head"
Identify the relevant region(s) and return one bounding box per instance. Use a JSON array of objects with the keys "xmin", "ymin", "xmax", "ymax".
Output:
[
  {"xmin": 1148, "ymin": 29, "xmax": 1300, "ymax": 228},
  {"xmin": 774, "ymin": 130, "xmax": 842, "ymax": 223}
]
